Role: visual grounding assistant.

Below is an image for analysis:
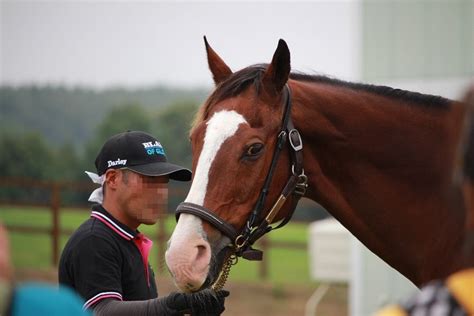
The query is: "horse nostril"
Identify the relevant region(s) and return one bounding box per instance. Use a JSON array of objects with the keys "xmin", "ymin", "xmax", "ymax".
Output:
[
  {"xmin": 194, "ymin": 243, "xmax": 211, "ymax": 268},
  {"xmin": 196, "ymin": 244, "xmax": 209, "ymax": 259}
]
